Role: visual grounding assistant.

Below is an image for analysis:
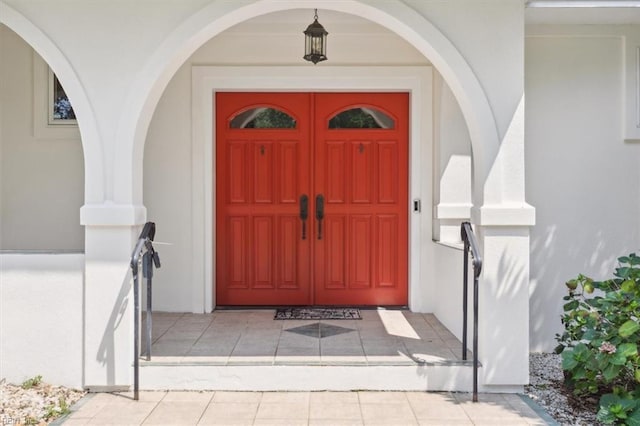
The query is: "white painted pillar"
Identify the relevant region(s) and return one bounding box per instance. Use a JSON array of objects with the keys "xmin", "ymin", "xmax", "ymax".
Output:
[
  {"xmin": 81, "ymin": 204, "xmax": 146, "ymax": 390},
  {"xmin": 471, "ymin": 95, "xmax": 535, "ymax": 390},
  {"xmin": 472, "ymin": 217, "xmax": 534, "ymax": 390}
]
